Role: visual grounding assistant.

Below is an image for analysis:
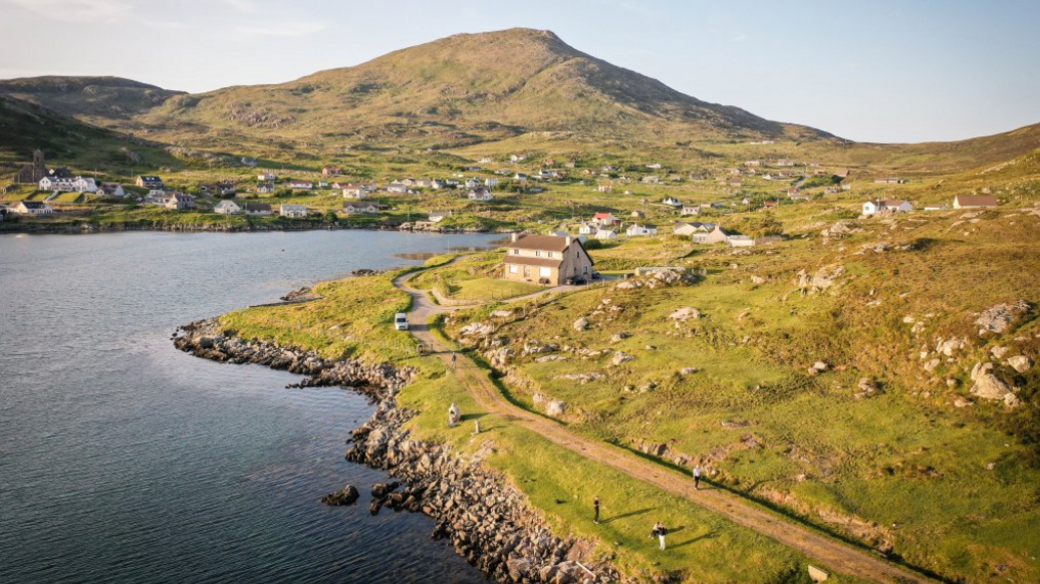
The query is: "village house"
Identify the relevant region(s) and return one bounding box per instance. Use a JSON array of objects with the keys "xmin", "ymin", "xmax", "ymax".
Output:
[
  {"xmin": 484, "ymin": 178, "xmax": 499, "ymax": 188},
  {"xmin": 341, "ymin": 184, "xmax": 369, "ymax": 199},
  {"xmin": 13, "ymin": 200, "xmax": 54, "ymax": 215},
  {"xmin": 631, "ymin": 210, "xmax": 645, "ymax": 219},
  {"xmin": 214, "ymin": 200, "xmax": 242, "ymax": 215},
  {"xmin": 280, "ymin": 204, "xmax": 308, "ymax": 218},
  {"xmin": 673, "ymin": 221, "xmax": 716, "ymax": 237},
  {"xmin": 39, "ymin": 175, "xmax": 97, "ymax": 193},
  {"xmin": 318, "ymin": 181, "xmax": 330, "ymax": 189},
  {"xmin": 428, "ymin": 210, "xmax": 453, "ymax": 223},
  {"xmin": 246, "ymin": 202, "xmax": 273, "ymax": 216},
  {"xmin": 241, "ymin": 157, "xmax": 257, "ymax": 167},
  {"xmin": 728, "ymin": 235, "xmax": 781, "ymax": 248},
  {"xmin": 201, "ymin": 182, "xmax": 236, "ymax": 197},
  {"xmin": 924, "ymin": 204, "xmax": 950, "ymax": 211},
  {"xmin": 136, "ymin": 175, "xmax": 164, "ymax": 189},
  {"xmin": 322, "ymin": 166, "xmax": 343, "ymax": 177},
  {"xmin": 256, "ymin": 182, "xmax": 275, "ymax": 194},
  {"xmin": 625, "ymin": 223, "xmax": 658, "ymax": 237},
  {"xmin": 952, "ymin": 195, "xmax": 998, "ymax": 209},
  {"xmin": 502, "ymin": 234, "xmax": 594, "ymax": 286},
  {"xmin": 662, "ymin": 196, "xmax": 682, "ymax": 208},
  {"xmin": 386, "ymin": 183, "xmax": 409, "ymax": 194},
  {"xmin": 694, "ymin": 225, "xmax": 731, "ymax": 244},
  {"xmin": 514, "ymin": 172, "xmax": 528, "ymax": 182},
  {"xmin": 509, "ymin": 154, "xmax": 526, "ymax": 163},
  {"xmin": 343, "ymin": 201, "xmax": 379, "ymax": 214},
  {"xmin": 874, "ymin": 177, "xmax": 906, "ymax": 185},
  {"xmin": 577, "ymin": 221, "xmax": 598, "ymax": 235},
  {"xmin": 257, "ymin": 172, "xmax": 277, "ymax": 181},
  {"xmin": 594, "ymin": 229, "xmax": 618, "ymax": 241},
  {"xmin": 863, "ymin": 199, "xmax": 914, "ymax": 216},
  {"xmin": 592, "ymin": 212, "xmax": 619, "ymax": 226},
  {"xmin": 597, "ymin": 184, "xmax": 613, "ymax": 193},
  {"xmin": 763, "ymin": 201, "xmax": 778, "ymax": 210},
  {"xmin": 680, "ymin": 205, "xmax": 700, "ymax": 216},
  {"xmin": 288, "ymin": 180, "xmax": 313, "ymax": 190},
  {"xmin": 468, "ymin": 187, "xmax": 493, "ymax": 201},
  {"xmin": 464, "ymin": 178, "xmax": 481, "ymax": 189},
  {"xmin": 97, "ymin": 182, "xmax": 125, "ymax": 197},
  {"xmin": 164, "ymin": 193, "xmax": 196, "ymax": 211}
]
